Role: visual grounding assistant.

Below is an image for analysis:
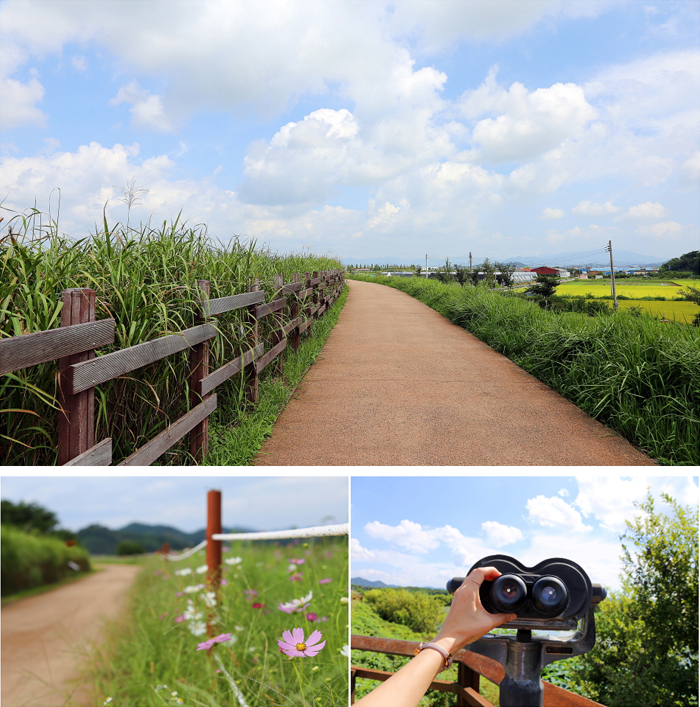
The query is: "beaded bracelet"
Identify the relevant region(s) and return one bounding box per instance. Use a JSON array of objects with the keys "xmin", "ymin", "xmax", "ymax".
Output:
[{"xmin": 413, "ymin": 642, "xmax": 453, "ymax": 671}]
